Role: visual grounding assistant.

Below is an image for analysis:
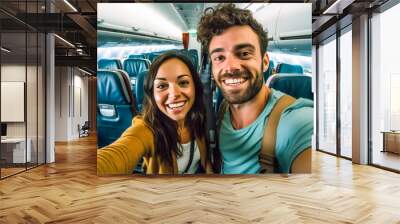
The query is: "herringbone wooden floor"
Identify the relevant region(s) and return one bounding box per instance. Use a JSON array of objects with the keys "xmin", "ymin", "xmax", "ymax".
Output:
[{"xmin": 1, "ymin": 135, "xmax": 400, "ymax": 223}]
